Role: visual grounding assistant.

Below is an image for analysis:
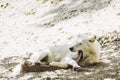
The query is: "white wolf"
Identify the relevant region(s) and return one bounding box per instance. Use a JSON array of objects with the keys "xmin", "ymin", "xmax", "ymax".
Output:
[
  {"xmin": 12, "ymin": 34, "xmax": 101, "ymax": 76},
  {"xmin": 28, "ymin": 34, "xmax": 101, "ymax": 68}
]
